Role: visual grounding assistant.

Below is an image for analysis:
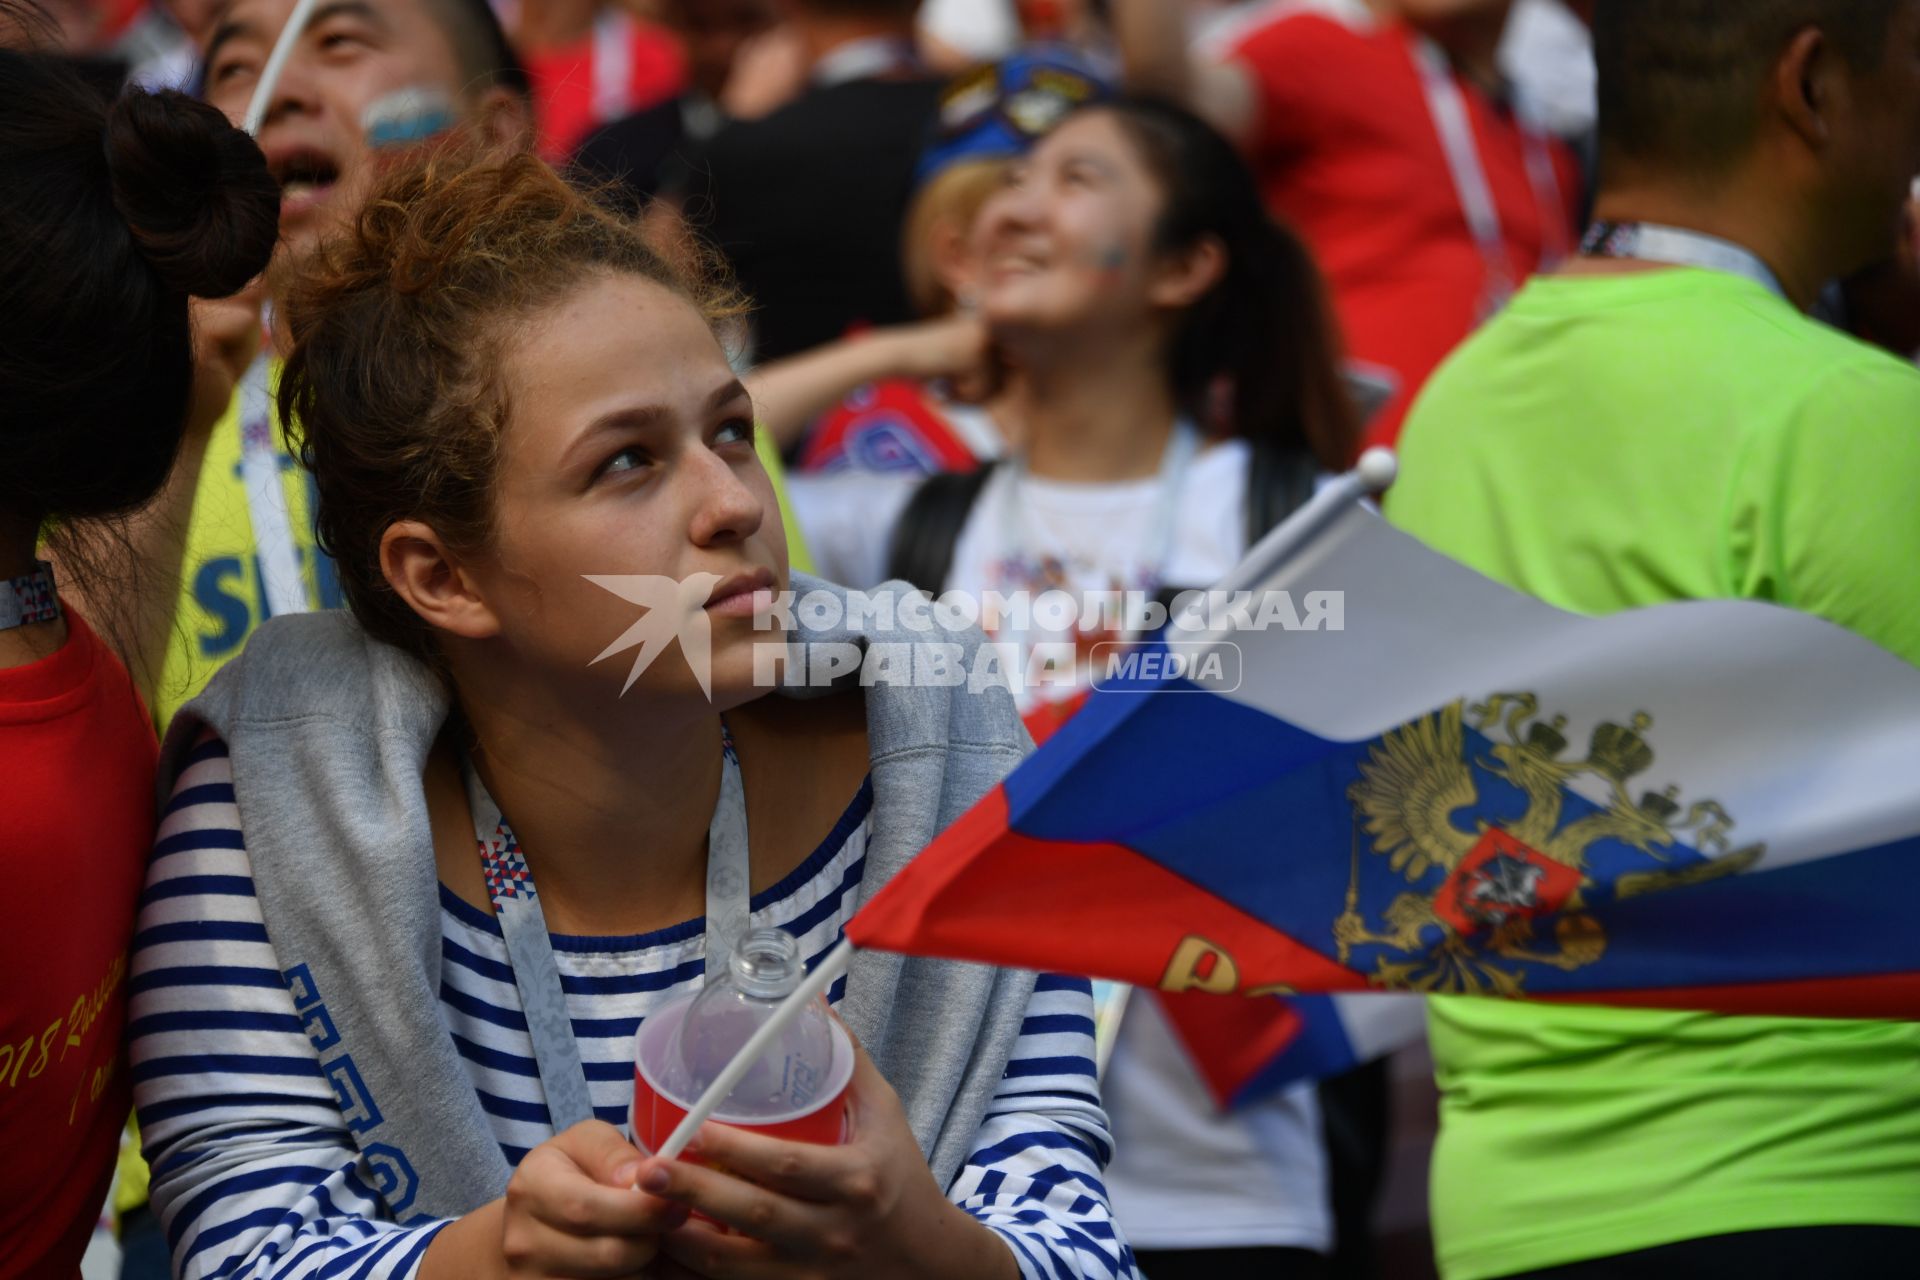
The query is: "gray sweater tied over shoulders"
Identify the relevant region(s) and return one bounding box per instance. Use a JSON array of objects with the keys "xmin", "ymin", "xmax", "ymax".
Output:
[{"xmin": 158, "ymin": 574, "xmax": 1035, "ymax": 1222}]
